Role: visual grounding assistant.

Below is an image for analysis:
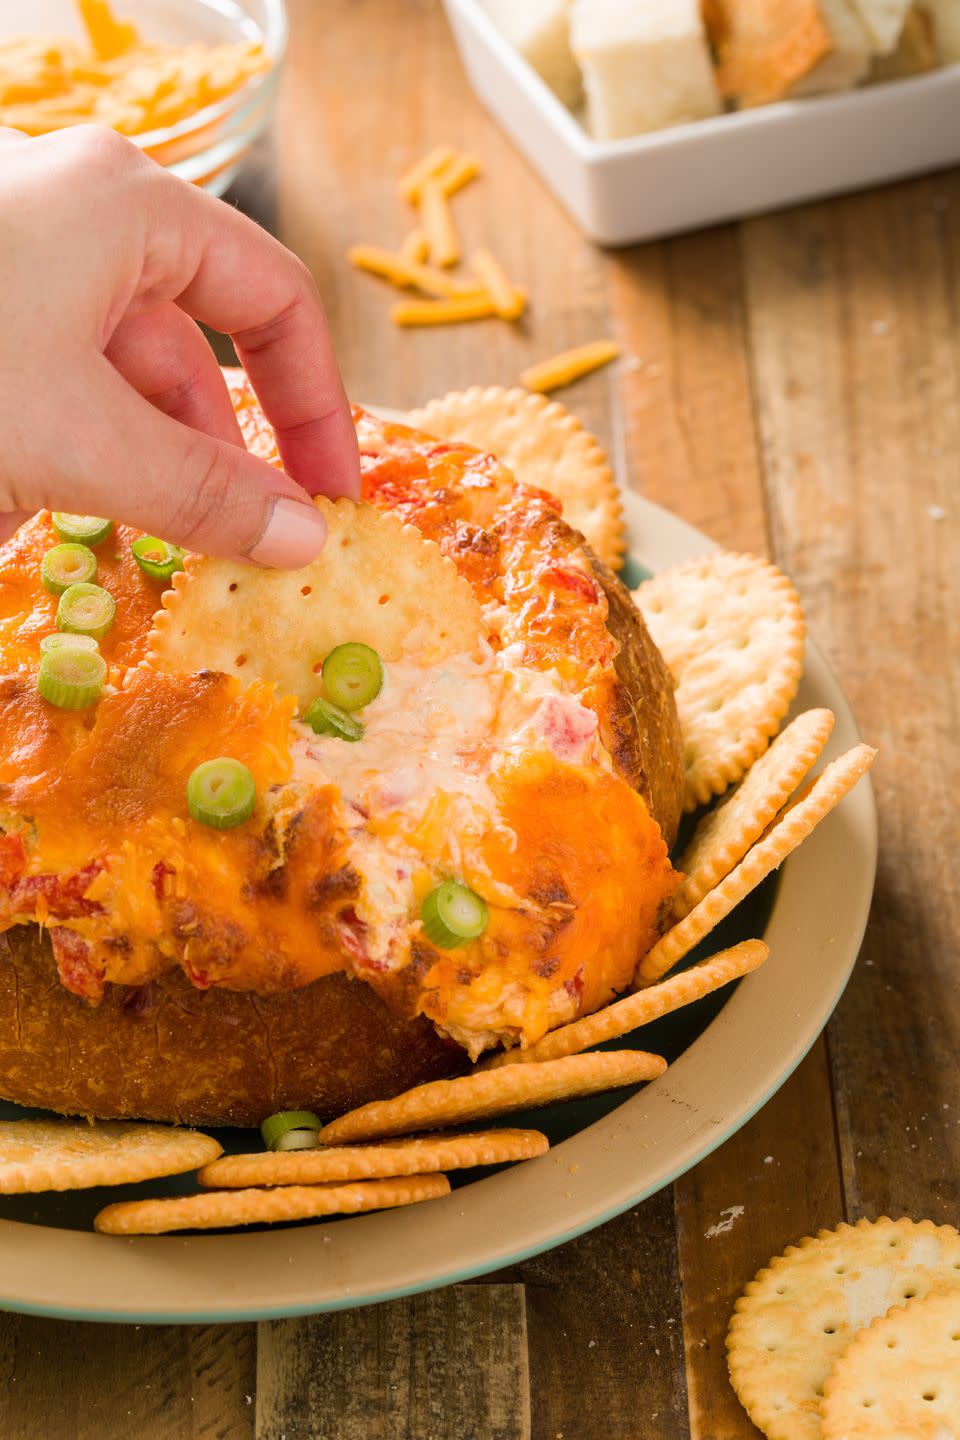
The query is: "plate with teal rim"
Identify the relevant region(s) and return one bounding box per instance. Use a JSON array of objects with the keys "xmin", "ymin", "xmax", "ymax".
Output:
[{"xmin": 0, "ymin": 487, "xmax": 877, "ymax": 1322}]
